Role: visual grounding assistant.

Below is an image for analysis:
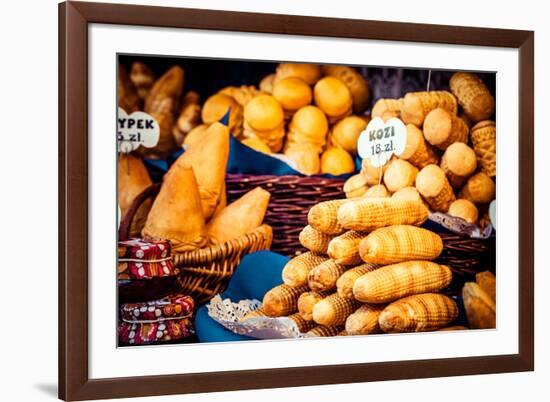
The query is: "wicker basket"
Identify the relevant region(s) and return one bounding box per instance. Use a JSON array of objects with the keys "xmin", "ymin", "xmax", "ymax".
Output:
[
  {"xmin": 173, "ymin": 225, "xmax": 273, "ymax": 304},
  {"xmin": 120, "ymin": 175, "xmax": 495, "ymax": 297},
  {"xmin": 436, "ymin": 233, "xmax": 496, "ymax": 290},
  {"xmin": 119, "ymin": 184, "xmax": 273, "ymax": 305},
  {"xmin": 226, "ymin": 173, "xmax": 345, "ymax": 256},
  {"xmin": 225, "ymin": 172, "xmax": 495, "ymax": 284}
]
